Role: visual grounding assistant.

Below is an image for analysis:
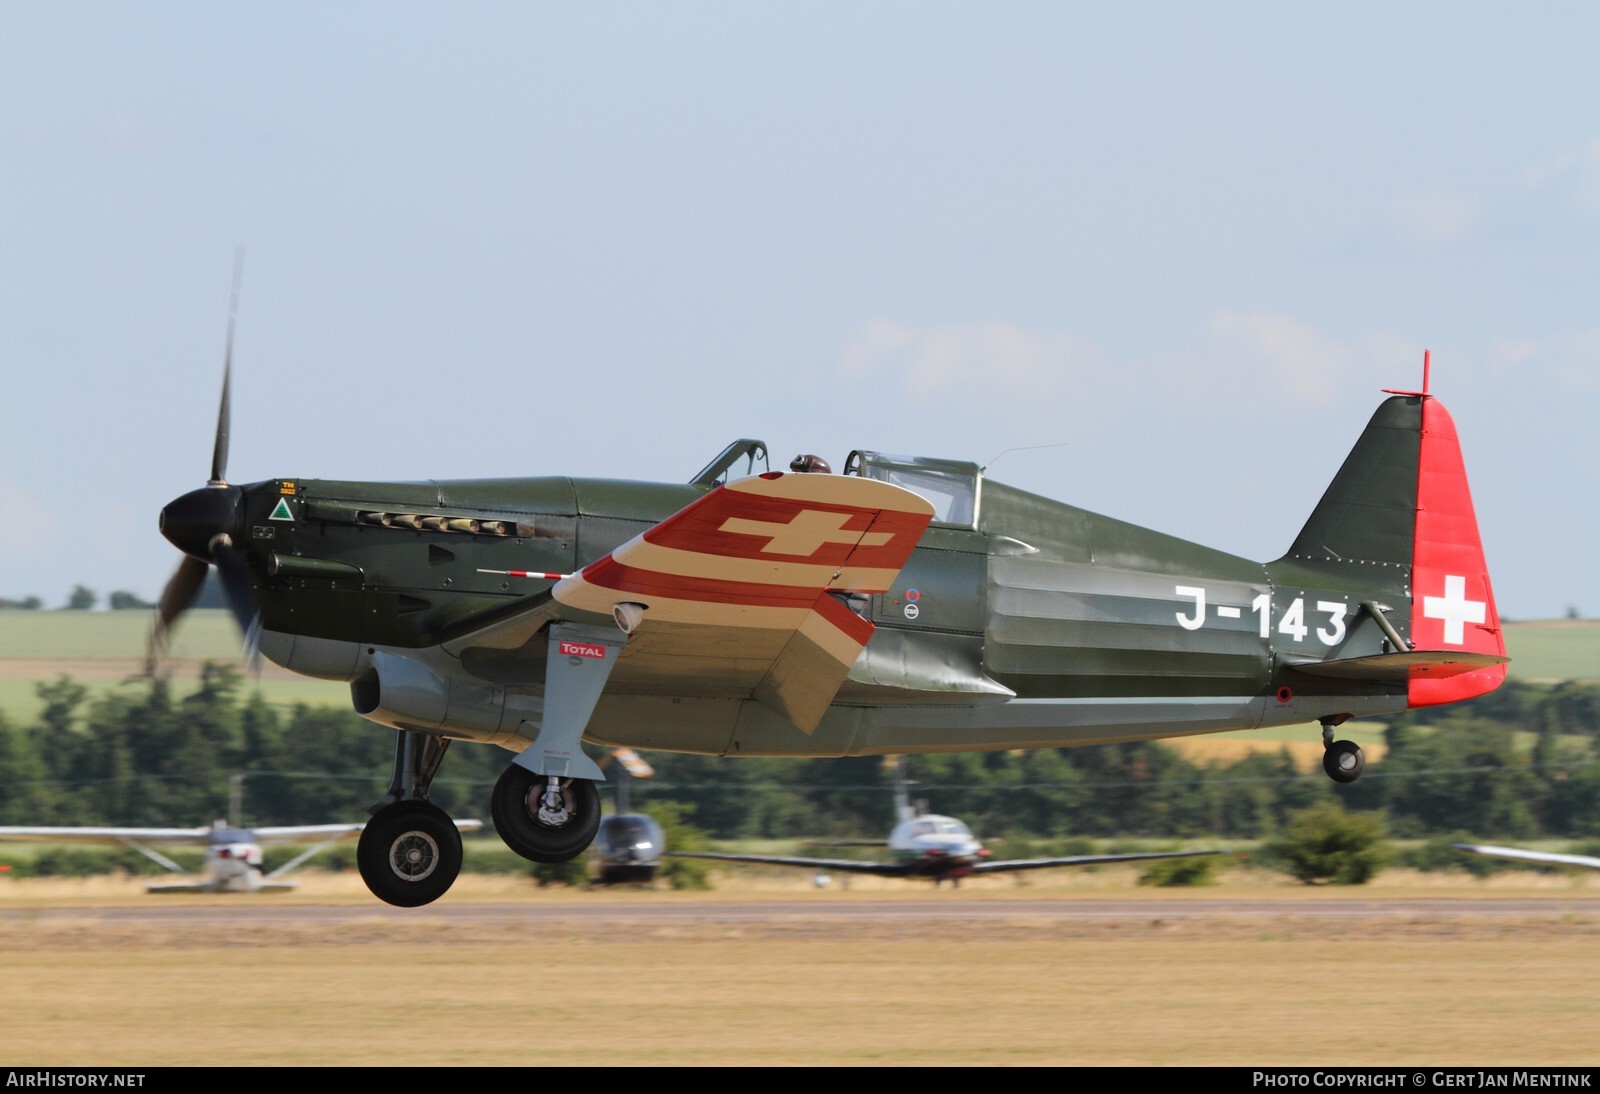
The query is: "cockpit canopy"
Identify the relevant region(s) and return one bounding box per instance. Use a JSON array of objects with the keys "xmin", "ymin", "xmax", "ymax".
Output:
[
  {"xmin": 904, "ymin": 816, "xmax": 974, "ymax": 840},
  {"xmin": 844, "ymin": 451, "xmax": 982, "ymax": 529},
  {"xmin": 692, "ymin": 440, "xmax": 982, "ymax": 528},
  {"xmin": 691, "ymin": 439, "xmax": 770, "ymax": 488}
]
